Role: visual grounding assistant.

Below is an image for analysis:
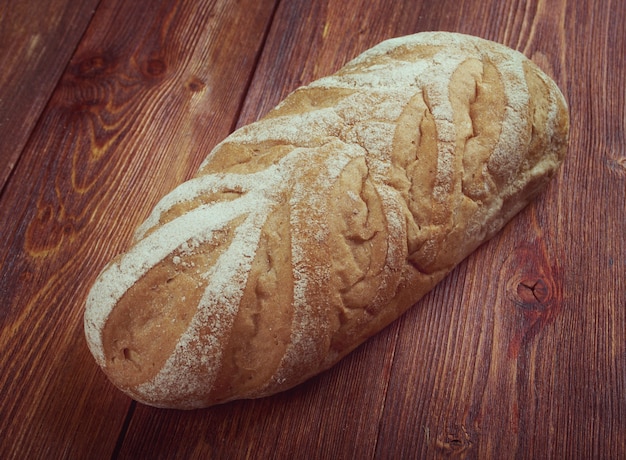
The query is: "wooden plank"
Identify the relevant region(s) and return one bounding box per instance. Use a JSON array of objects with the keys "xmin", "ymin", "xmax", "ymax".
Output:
[
  {"xmin": 0, "ymin": 0, "xmax": 278, "ymax": 457},
  {"xmin": 0, "ymin": 0, "xmax": 100, "ymax": 189}
]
